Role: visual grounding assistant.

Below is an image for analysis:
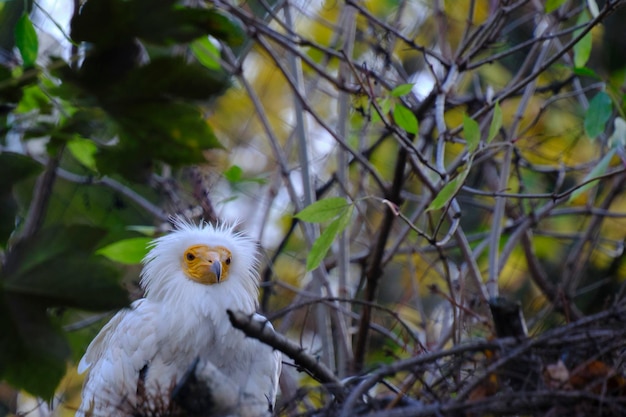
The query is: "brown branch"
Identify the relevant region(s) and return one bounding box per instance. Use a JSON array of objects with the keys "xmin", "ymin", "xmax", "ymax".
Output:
[
  {"xmin": 18, "ymin": 144, "xmax": 65, "ymax": 240},
  {"xmin": 226, "ymin": 310, "xmax": 346, "ymax": 401},
  {"xmin": 353, "ymin": 146, "xmax": 407, "ymax": 373}
]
